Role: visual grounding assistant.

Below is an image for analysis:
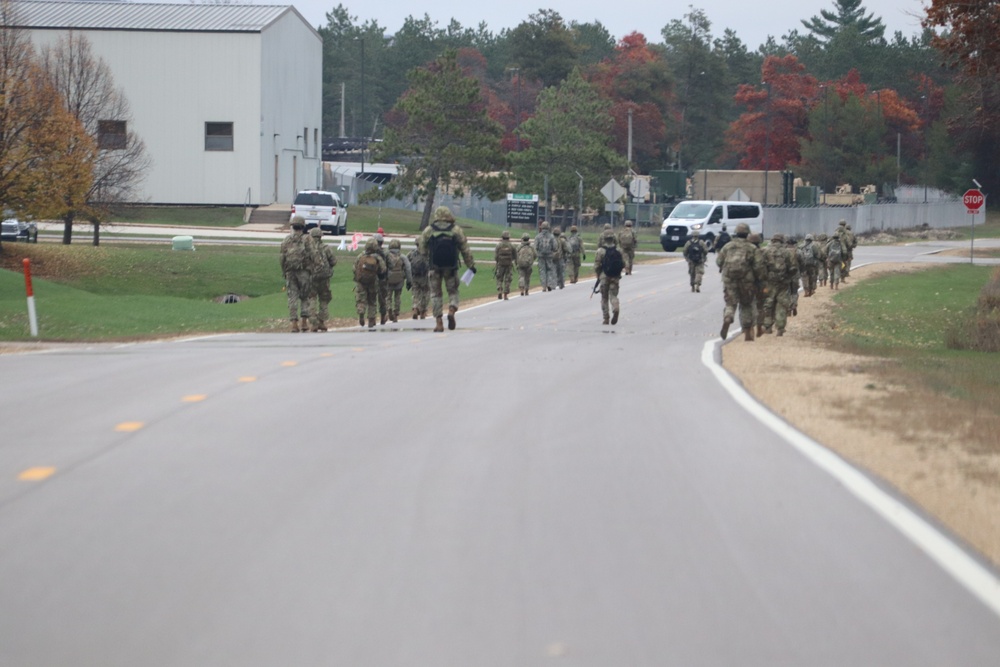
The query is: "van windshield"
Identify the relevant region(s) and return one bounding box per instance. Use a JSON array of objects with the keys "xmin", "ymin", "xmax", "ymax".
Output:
[{"xmin": 669, "ymin": 203, "xmax": 713, "ymax": 220}]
